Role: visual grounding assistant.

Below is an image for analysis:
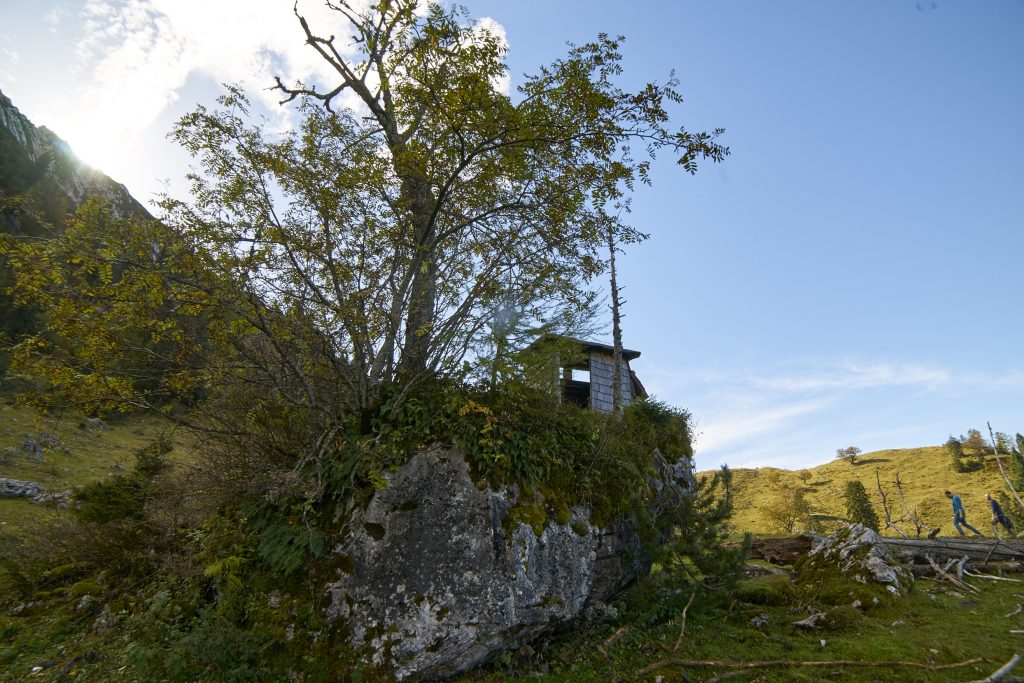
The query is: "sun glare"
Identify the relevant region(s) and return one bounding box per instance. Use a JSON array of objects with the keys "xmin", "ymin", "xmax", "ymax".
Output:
[{"xmin": 60, "ymin": 124, "xmax": 129, "ymax": 183}]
